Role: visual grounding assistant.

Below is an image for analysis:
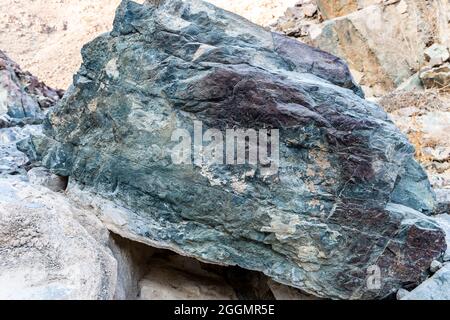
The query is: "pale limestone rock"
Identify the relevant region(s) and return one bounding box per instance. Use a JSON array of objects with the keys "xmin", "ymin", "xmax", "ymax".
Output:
[
  {"xmin": 424, "ymin": 44, "xmax": 450, "ymax": 67},
  {"xmin": 435, "ymin": 214, "xmax": 450, "ymax": 261},
  {"xmin": 0, "ymin": 176, "xmax": 117, "ymax": 300},
  {"xmin": 396, "ymin": 288, "xmax": 410, "ymax": 300},
  {"xmin": 419, "ymin": 112, "xmax": 450, "ymax": 156},
  {"xmin": 108, "ymin": 234, "xmax": 157, "ymax": 300},
  {"xmin": 396, "ymin": 72, "xmax": 423, "ymax": 92},
  {"xmin": 0, "ymin": 125, "xmax": 42, "ymax": 176},
  {"xmin": 396, "ymin": 0, "xmax": 408, "ymax": 15},
  {"xmin": 267, "ymin": 279, "xmax": 321, "ymax": 300},
  {"xmin": 380, "ymin": 91, "xmax": 450, "ymax": 192}
]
